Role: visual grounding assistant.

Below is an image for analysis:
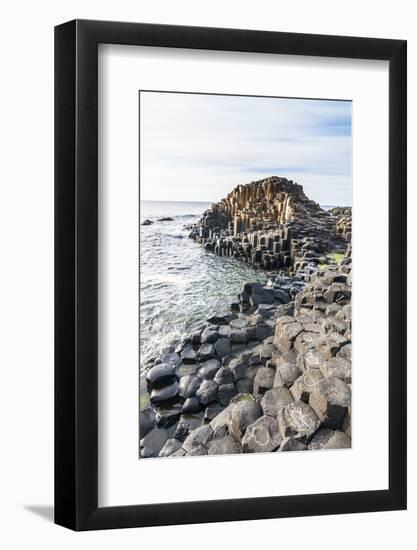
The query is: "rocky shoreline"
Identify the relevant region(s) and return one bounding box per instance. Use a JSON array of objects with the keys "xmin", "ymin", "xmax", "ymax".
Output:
[{"xmin": 140, "ymin": 177, "xmax": 352, "ymax": 458}]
